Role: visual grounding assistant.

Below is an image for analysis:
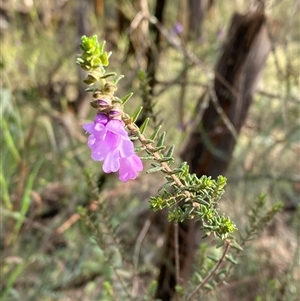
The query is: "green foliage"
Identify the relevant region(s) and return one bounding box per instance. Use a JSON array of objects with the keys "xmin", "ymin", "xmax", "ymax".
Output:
[{"xmin": 243, "ymin": 194, "xmax": 283, "ymax": 243}]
